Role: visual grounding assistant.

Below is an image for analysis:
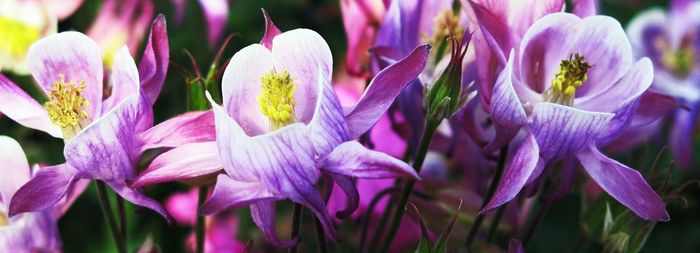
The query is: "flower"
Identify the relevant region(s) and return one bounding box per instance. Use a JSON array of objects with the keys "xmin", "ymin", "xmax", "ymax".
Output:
[
  {"xmin": 627, "ymin": 0, "xmax": 700, "ymax": 168},
  {"xmin": 481, "ymin": 13, "xmax": 669, "ymax": 221},
  {"xmin": 0, "ymin": 136, "xmax": 61, "ymax": 252},
  {"xmin": 134, "ymin": 13, "xmax": 429, "ymax": 247},
  {"xmin": 2, "ymin": 16, "xmax": 173, "ymax": 222},
  {"xmin": 172, "ymin": 0, "xmax": 229, "ymax": 48},
  {"xmin": 340, "ymin": 0, "xmax": 388, "ymax": 76}
]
